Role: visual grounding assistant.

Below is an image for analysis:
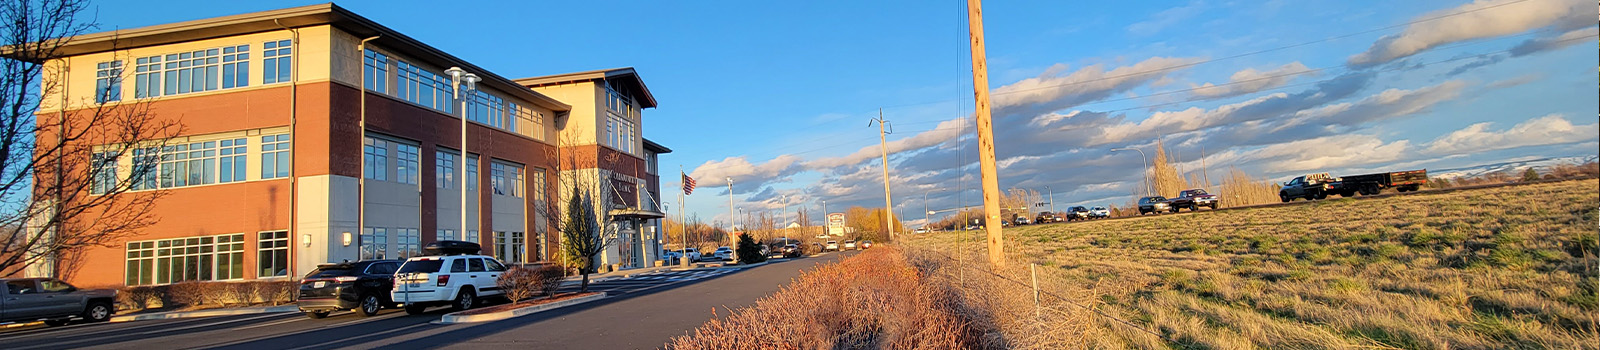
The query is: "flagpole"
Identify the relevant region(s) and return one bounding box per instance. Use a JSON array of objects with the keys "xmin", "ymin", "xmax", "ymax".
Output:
[{"xmin": 679, "ymin": 165, "xmax": 688, "ymax": 267}]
